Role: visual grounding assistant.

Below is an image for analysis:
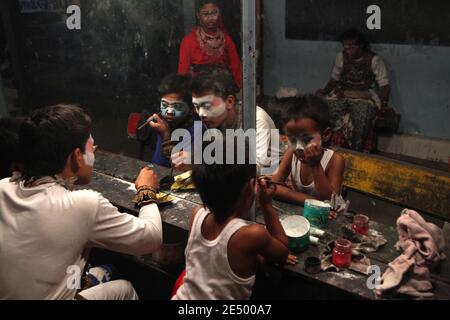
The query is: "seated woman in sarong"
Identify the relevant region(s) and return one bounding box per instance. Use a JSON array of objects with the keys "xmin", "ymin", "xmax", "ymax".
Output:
[{"xmin": 316, "ymin": 28, "xmax": 392, "ymax": 153}]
